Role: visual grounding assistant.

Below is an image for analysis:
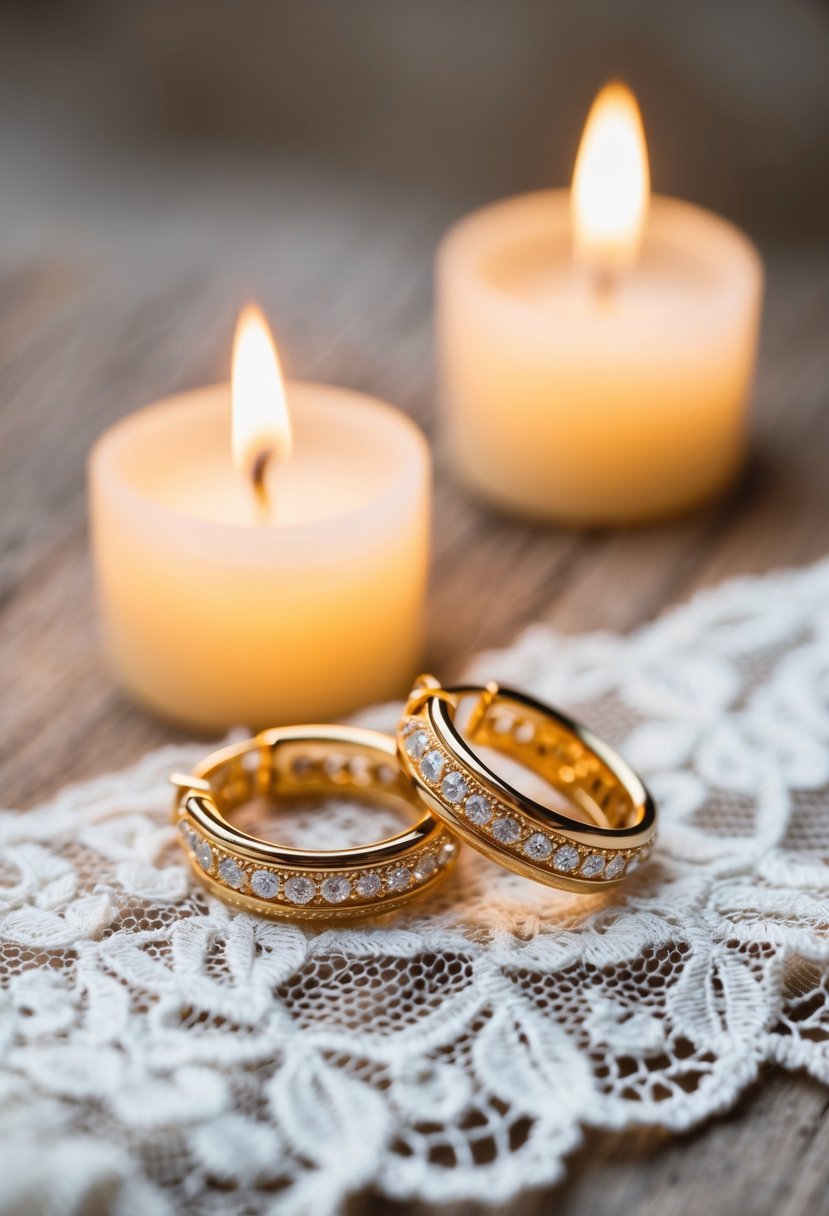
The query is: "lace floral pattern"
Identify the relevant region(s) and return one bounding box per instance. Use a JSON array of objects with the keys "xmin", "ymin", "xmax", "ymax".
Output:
[{"xmin": 2, "ymin": 561, "xmax": 828, "ymax": 1215}]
